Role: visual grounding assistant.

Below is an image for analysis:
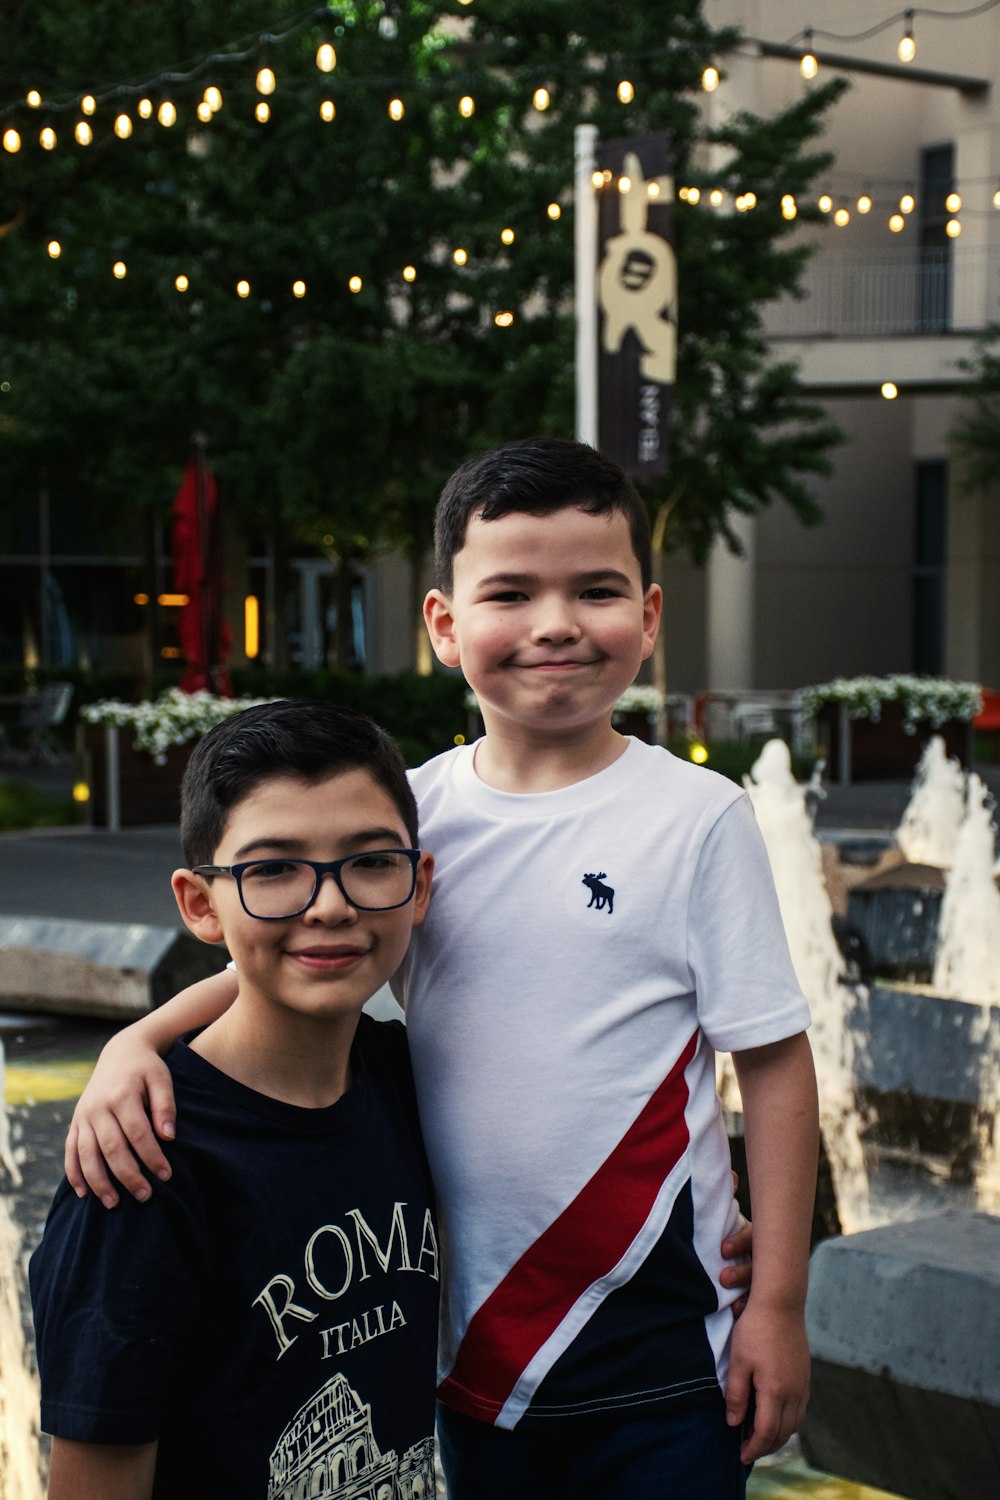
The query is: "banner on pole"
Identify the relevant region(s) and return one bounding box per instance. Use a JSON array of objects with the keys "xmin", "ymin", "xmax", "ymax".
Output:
[{"xmin": 596, "ymin": 131, "xmax": 675, "ymax": 476}]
